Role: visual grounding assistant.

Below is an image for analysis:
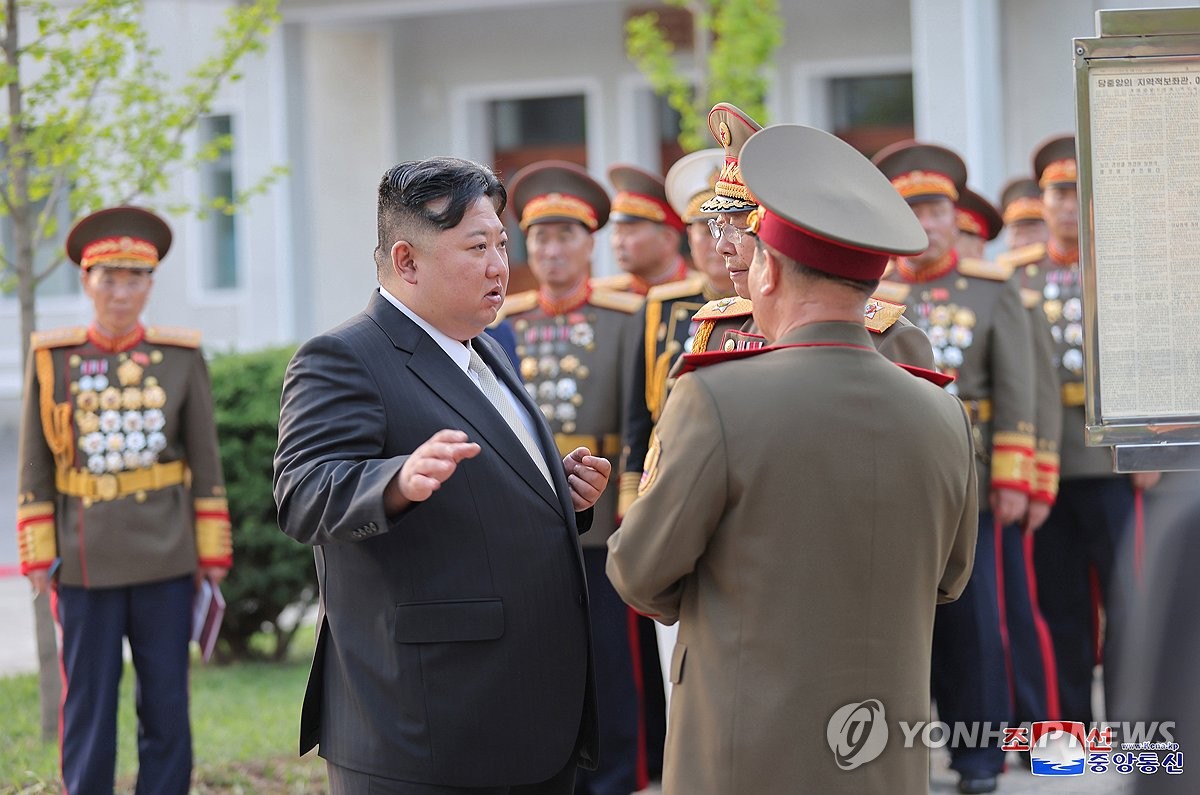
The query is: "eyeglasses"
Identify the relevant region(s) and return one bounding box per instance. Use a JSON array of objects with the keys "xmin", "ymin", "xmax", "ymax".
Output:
[{"xmin": 707, "ymin": 218, "xmax": 751, "ymax": 244}]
